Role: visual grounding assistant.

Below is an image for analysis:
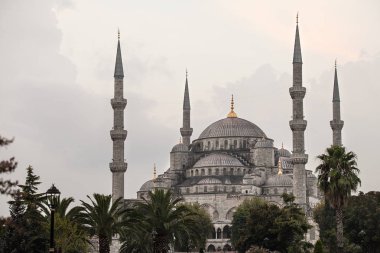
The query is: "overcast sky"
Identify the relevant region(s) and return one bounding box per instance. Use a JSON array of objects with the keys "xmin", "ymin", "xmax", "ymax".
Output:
[{"xmin": 1, "ymin": 0, "xmax": 380, "ymax": 216}]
